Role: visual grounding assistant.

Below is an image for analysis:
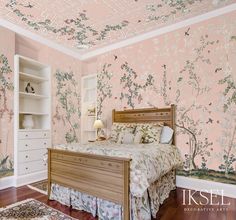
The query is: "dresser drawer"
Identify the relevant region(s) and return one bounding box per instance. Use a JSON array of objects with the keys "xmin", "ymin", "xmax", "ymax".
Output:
[
  {"xmin": 18, "ymin": 160, "xmax": 47, "ymax": 175},
  {"xmin": 19, "ymin": 139, "xmax": 50, "ymax": 151},
  {"xmin": 18, "ymin": 131, "xmax": 50, "ymax": 139},
  {"xmin": 18, "ymin": 149, "xmax": 47, "ymax": 163}
]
